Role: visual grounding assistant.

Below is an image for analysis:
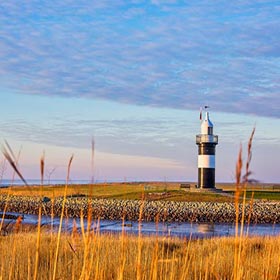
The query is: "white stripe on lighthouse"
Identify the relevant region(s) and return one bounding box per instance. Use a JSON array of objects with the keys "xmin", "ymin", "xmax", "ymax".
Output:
[{"xmin": 198, "ymin": 155, "xmax": 215, "ymax": 168}]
